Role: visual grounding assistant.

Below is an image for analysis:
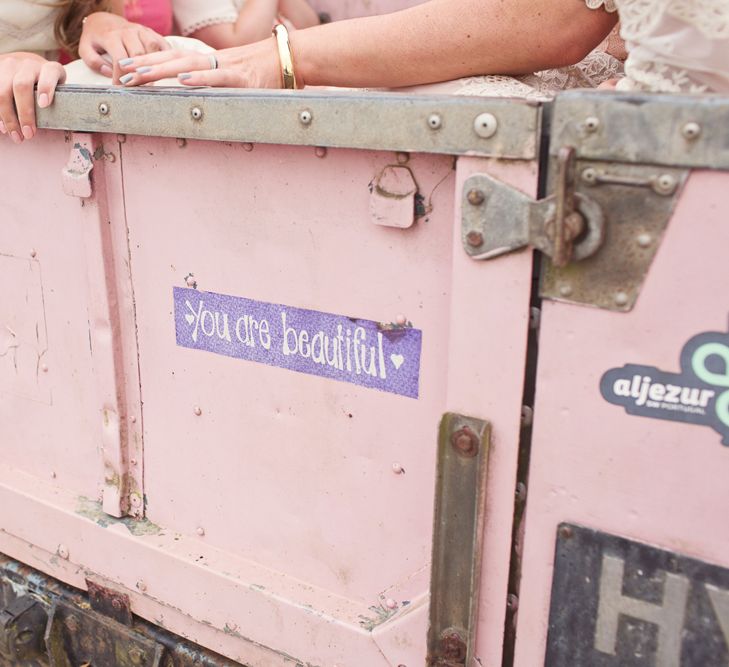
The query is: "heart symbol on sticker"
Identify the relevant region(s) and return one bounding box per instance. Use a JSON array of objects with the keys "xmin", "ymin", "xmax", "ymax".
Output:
[
  {"xmin": 390, "ymin": 354, "xmax": 405, "ymax": 370},
  {"xmin": 185, "ymin": 314, "xmax": 195, "ymax": 325}
]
